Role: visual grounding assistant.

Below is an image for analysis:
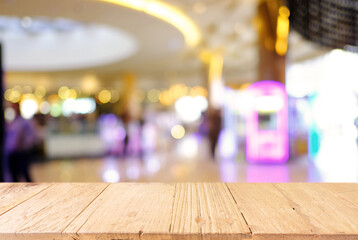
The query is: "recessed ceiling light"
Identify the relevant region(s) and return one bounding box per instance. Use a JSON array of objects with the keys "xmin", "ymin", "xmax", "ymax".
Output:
[
  {"xmin": 193, "ymin": 2, "xmax": 207, "ymax": 14},
  {"xmin": 234, "ymin": 22, "xmax": 246, "ymax": 34}
]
